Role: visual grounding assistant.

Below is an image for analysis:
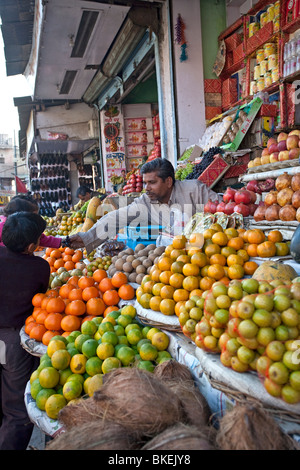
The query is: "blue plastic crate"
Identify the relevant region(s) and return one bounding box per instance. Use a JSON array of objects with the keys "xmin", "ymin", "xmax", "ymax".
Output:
[{"xmin": 117, "ymin": 225, "xmax": 165, "ymax": 250}]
